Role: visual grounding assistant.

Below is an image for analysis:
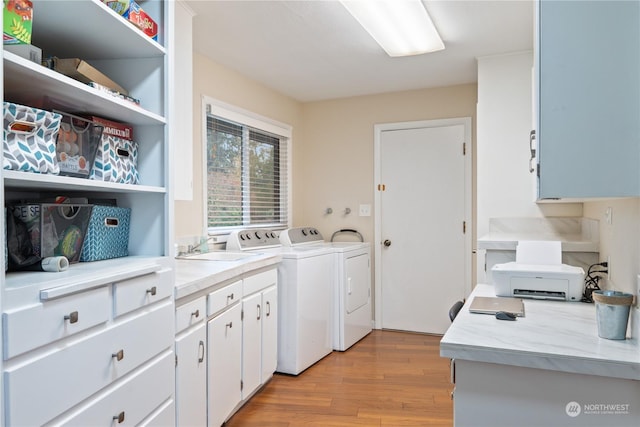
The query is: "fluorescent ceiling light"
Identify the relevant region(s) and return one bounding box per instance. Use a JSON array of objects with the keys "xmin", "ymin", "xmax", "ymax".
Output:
[{"xmin": 340, "ymin": 0, "xmax": 444, "ymax": 57}]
